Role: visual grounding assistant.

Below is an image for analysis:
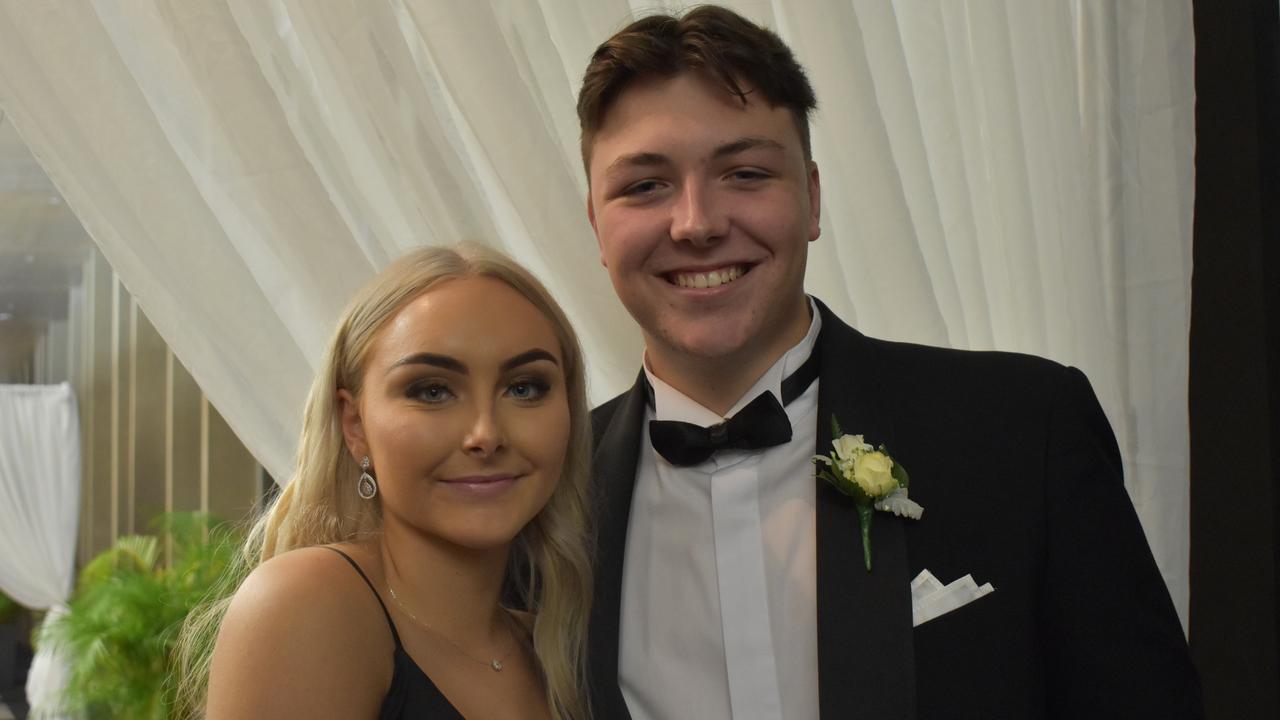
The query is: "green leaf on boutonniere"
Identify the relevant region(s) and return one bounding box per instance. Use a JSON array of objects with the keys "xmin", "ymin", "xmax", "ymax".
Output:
[{"xmin": 891, "ymin": 459, "xmax": 910, "ymax": 489}]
